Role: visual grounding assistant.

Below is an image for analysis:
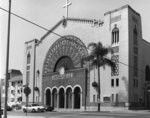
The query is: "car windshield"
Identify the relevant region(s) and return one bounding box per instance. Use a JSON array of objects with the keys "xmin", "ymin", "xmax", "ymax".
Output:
[
  {"xmin": 25, "ymin": 105, "xmax": 31, "ymax": 107},
  {"xmin": 32, "ymin": 104, "xmax": 39, "ymax": 106}
]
